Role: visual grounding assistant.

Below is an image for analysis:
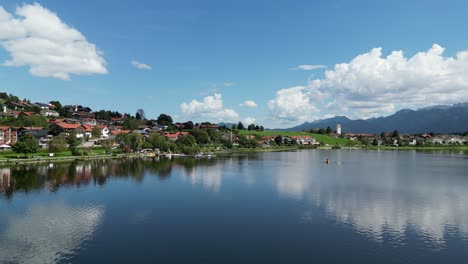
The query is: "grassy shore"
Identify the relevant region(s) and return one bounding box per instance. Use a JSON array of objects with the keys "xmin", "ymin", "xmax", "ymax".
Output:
[{"xmin": 2, "ymin": 144, "xmax": 467, "ymax": 166}]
